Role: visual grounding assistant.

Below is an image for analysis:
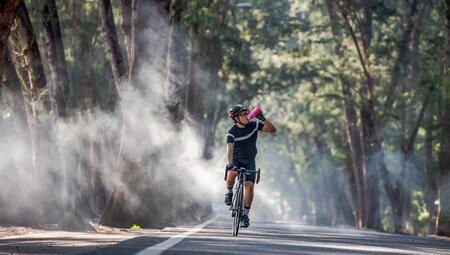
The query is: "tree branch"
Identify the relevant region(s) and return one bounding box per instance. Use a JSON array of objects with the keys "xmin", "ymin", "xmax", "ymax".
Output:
[
  {"xmin": 383, "ymin": 0, "xmax": 419, "ymax": 109},
  {"xmin": 406, "ymin": 86, "xmax": 433, "ymax": 153},
  {"xmin": 340, "ymin": 10, "xmax": 373, "ymax": 92}
]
